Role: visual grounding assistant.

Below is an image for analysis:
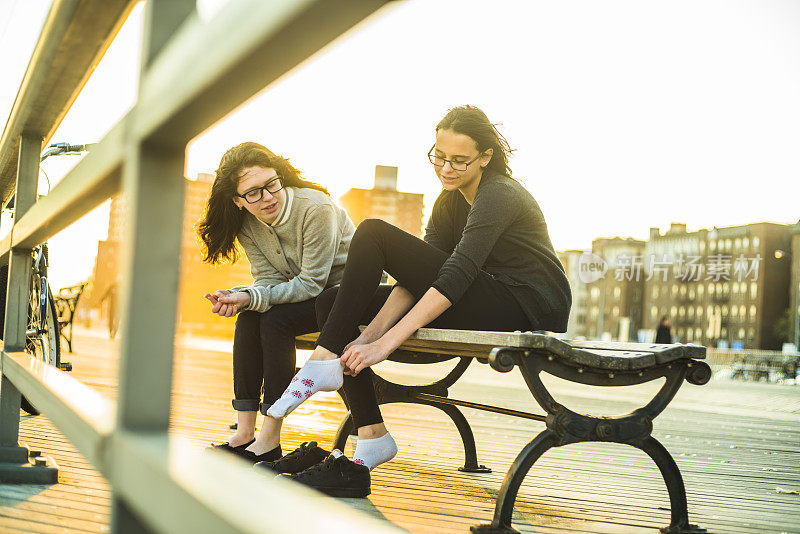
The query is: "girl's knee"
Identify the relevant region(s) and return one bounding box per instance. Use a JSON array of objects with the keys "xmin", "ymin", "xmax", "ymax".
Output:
[{"xmin": 354, "ymin": 218, "xmax": 390, "ymax": 240}]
